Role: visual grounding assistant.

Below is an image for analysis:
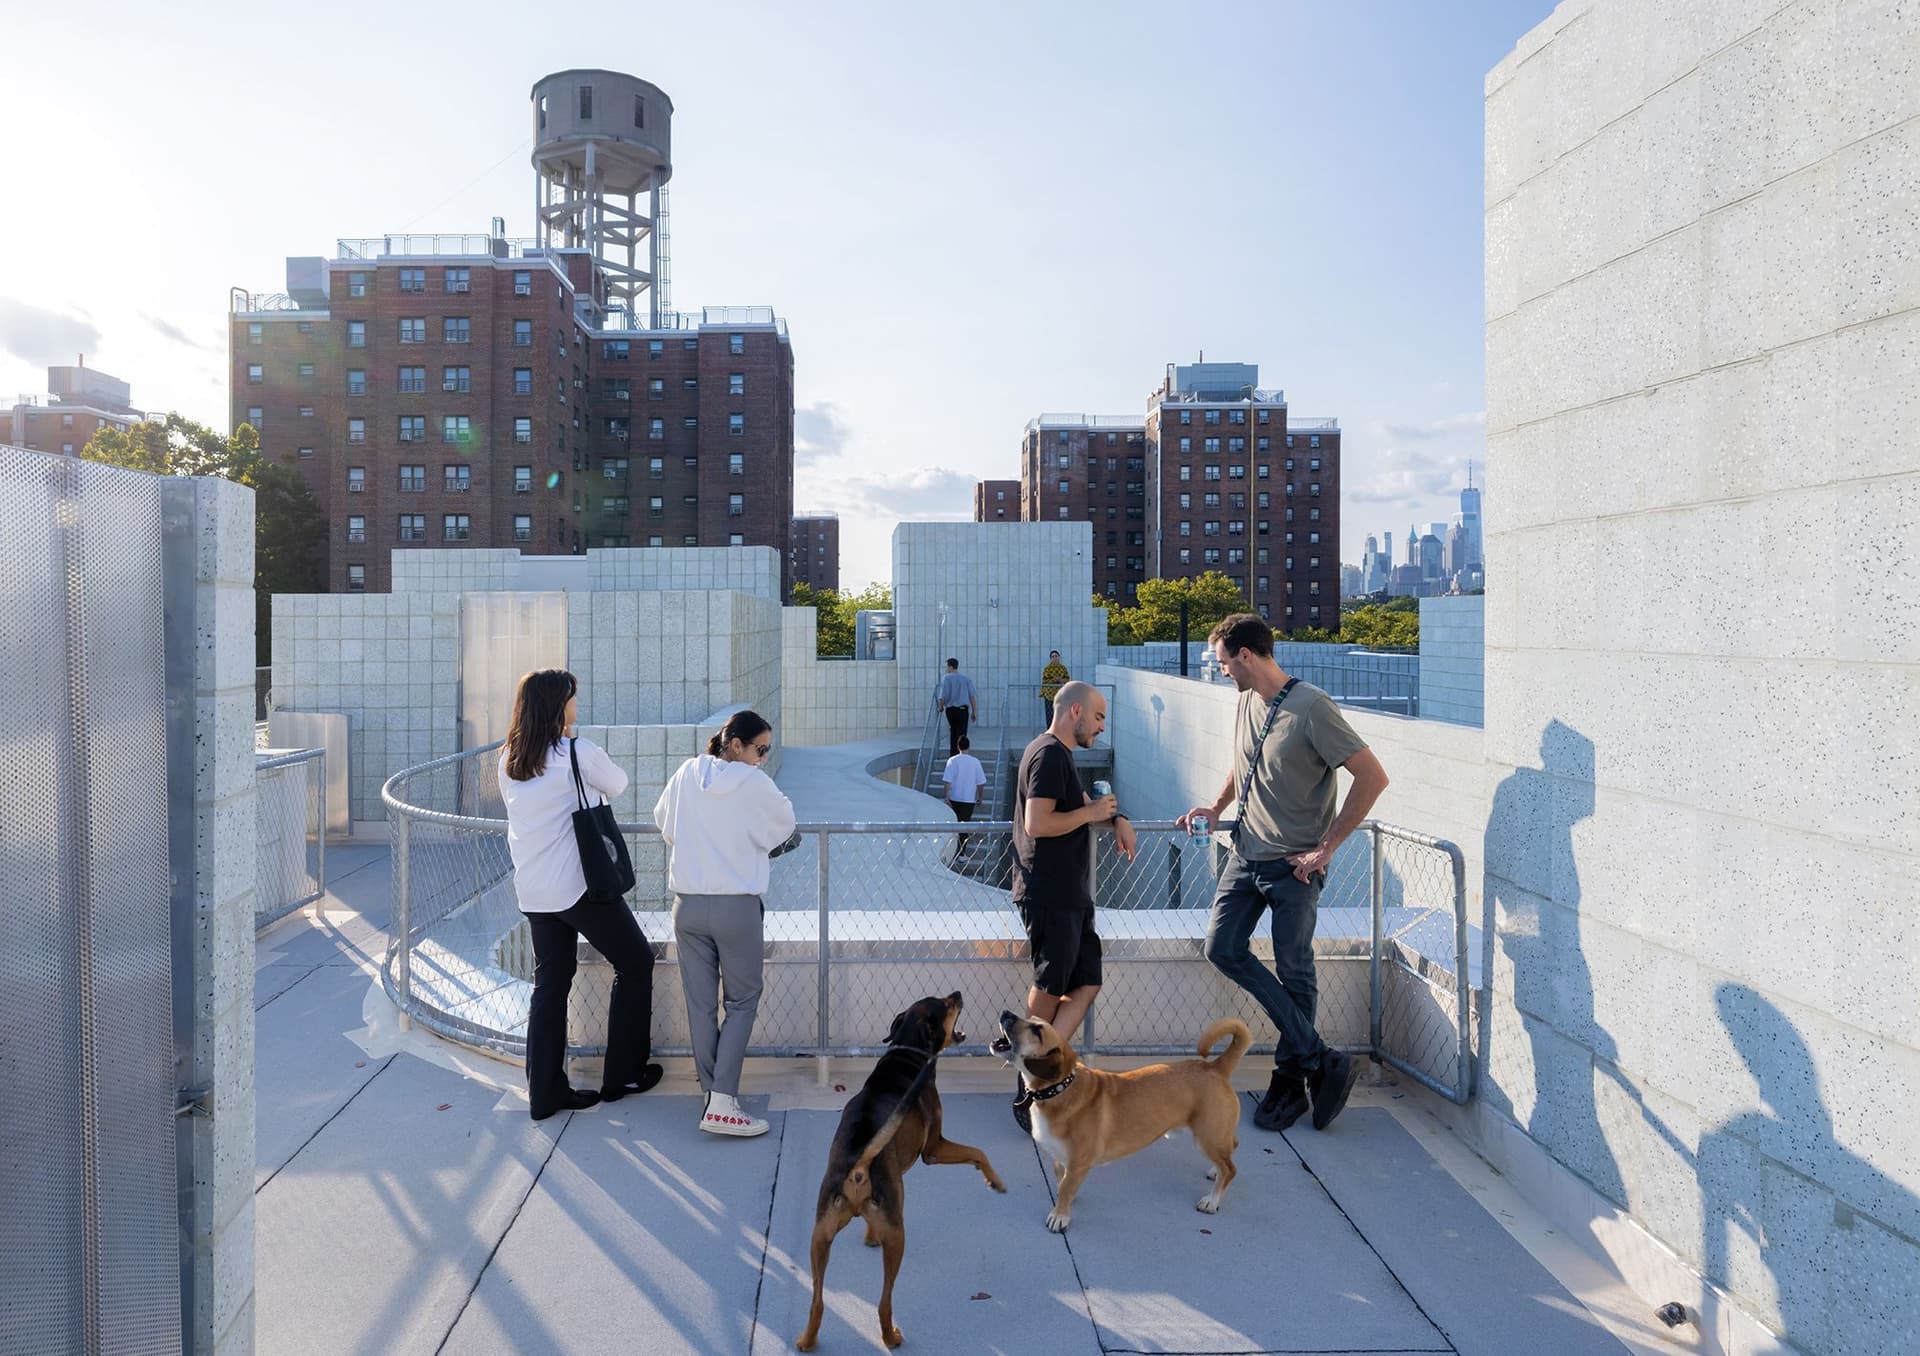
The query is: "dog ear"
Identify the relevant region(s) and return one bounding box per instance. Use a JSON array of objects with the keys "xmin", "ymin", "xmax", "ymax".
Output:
[{"xmin": 884, "ymin": 1010, "xmax": 907, "ymax": 1045}]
